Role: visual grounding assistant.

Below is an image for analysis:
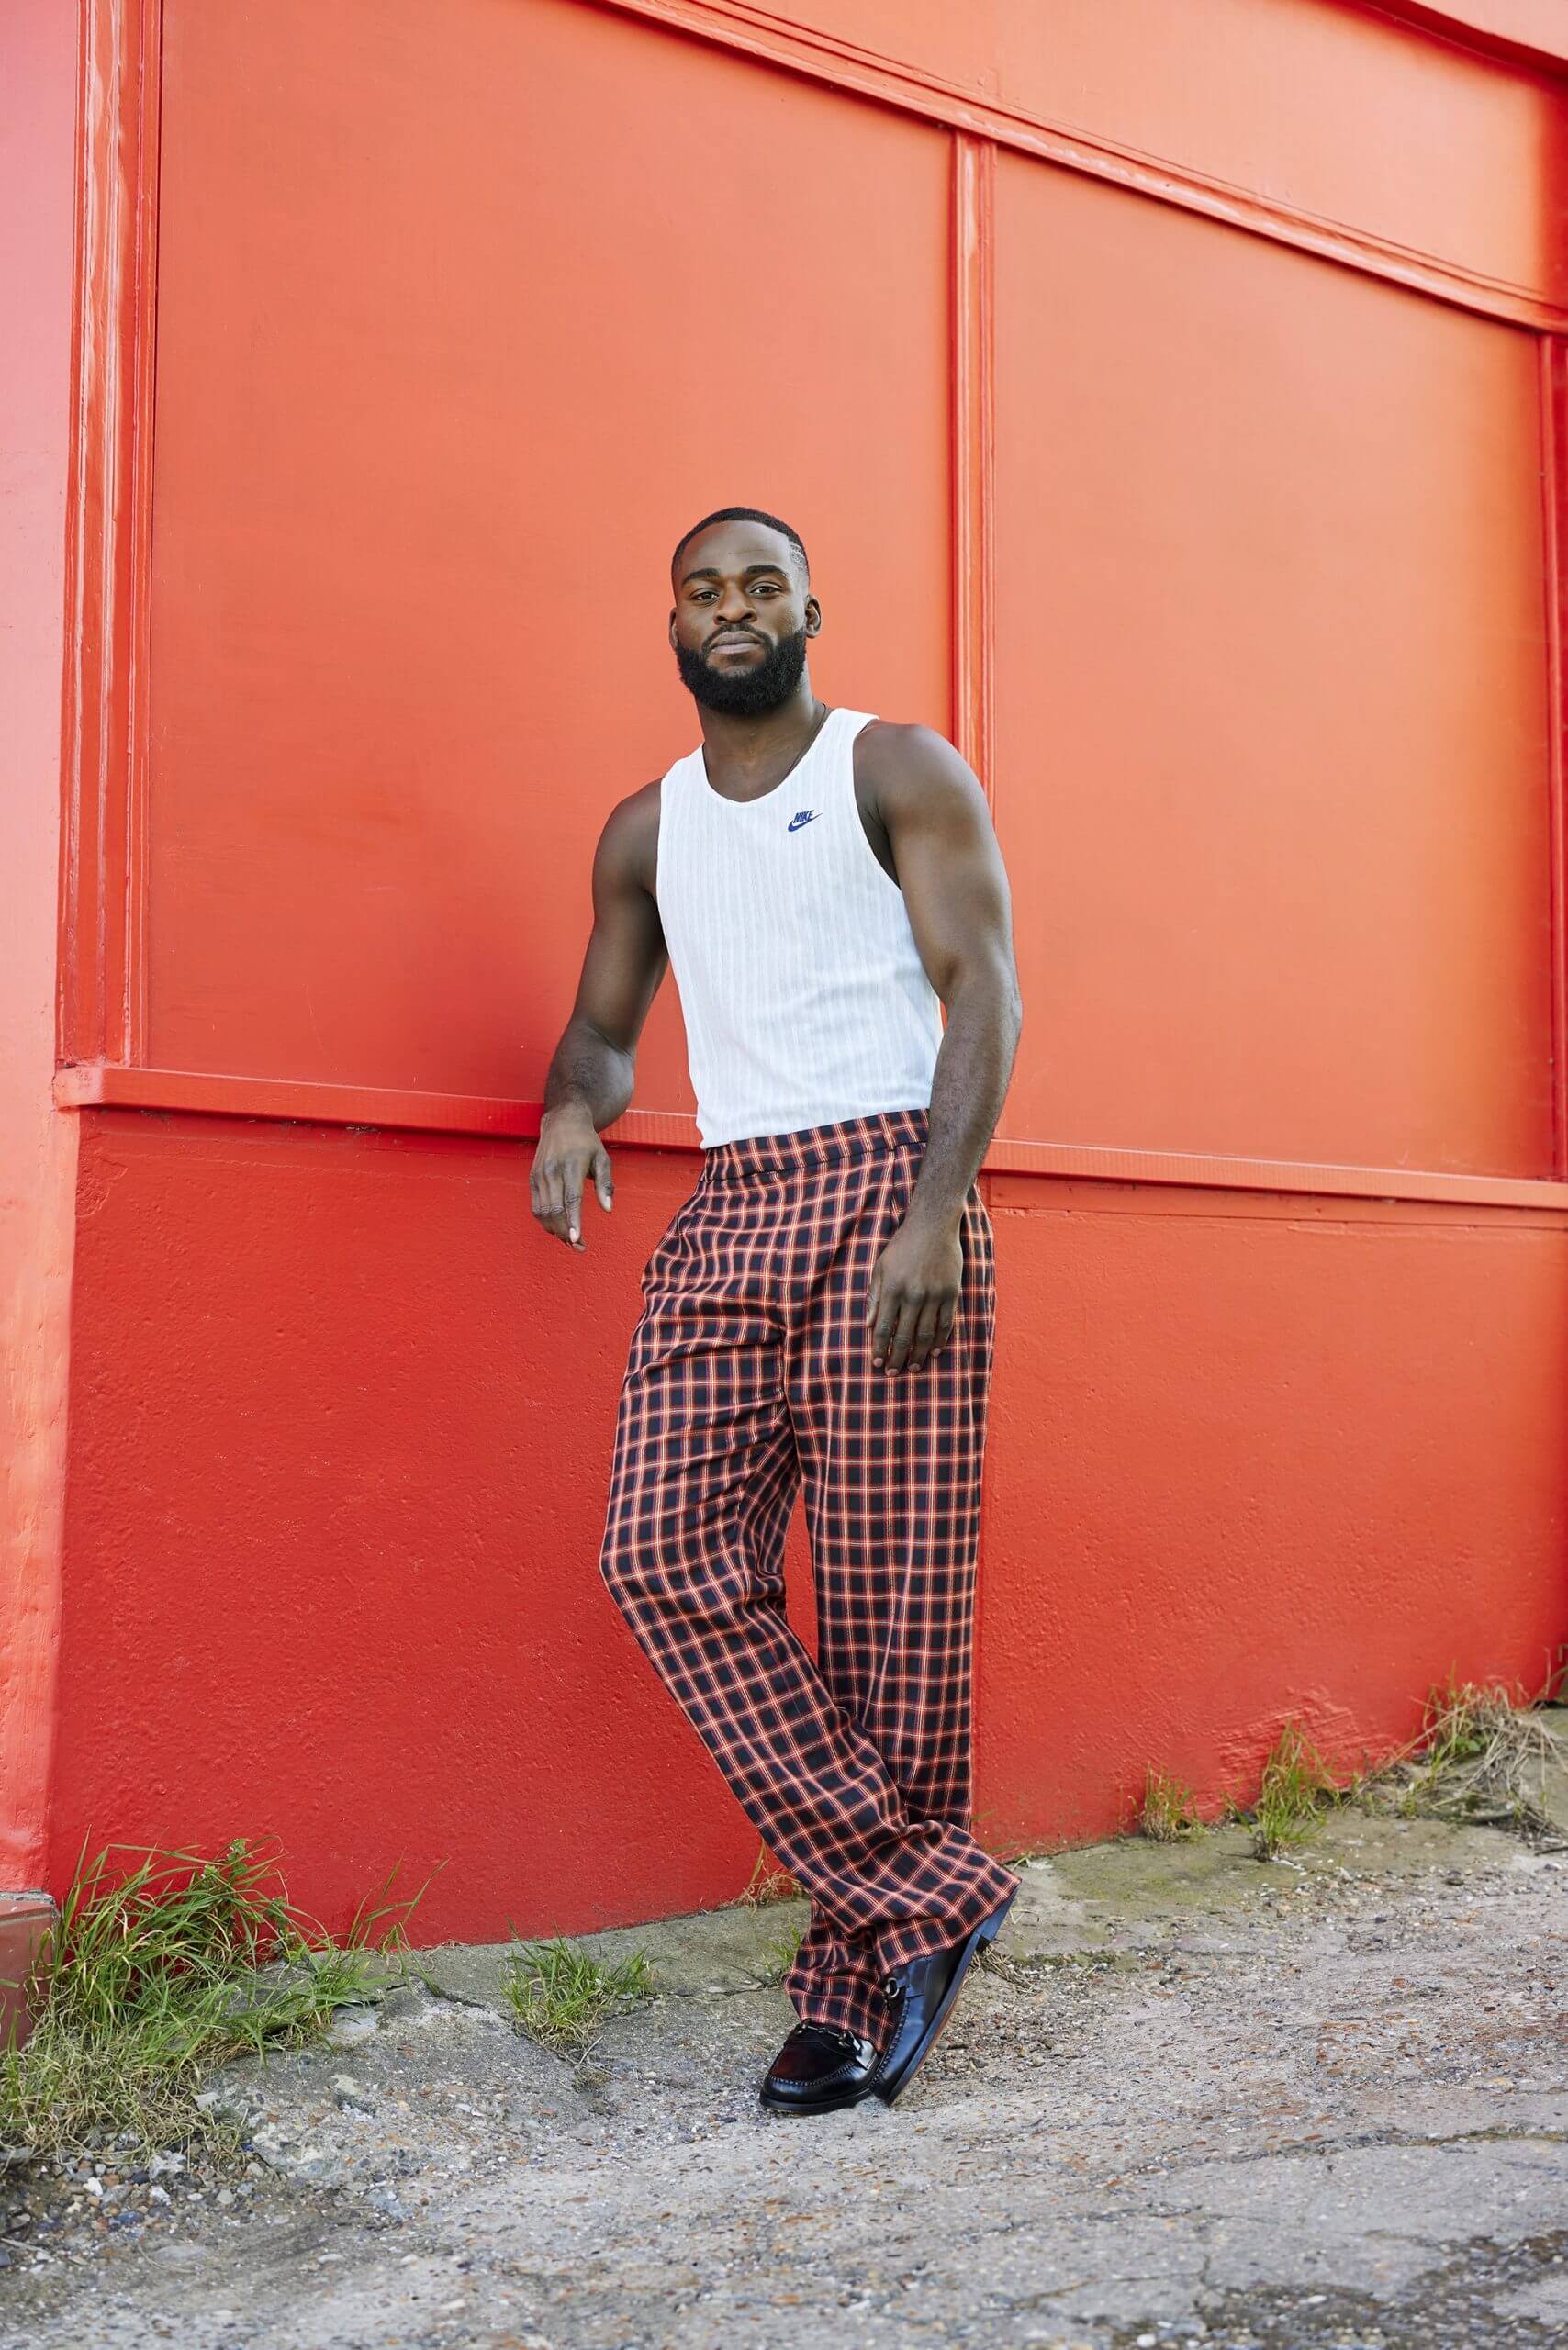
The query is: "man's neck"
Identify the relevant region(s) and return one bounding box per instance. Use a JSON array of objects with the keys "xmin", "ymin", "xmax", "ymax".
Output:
[{"xmin": 696, "ymin": 687, "xmax": 829, "ymax": 794}]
